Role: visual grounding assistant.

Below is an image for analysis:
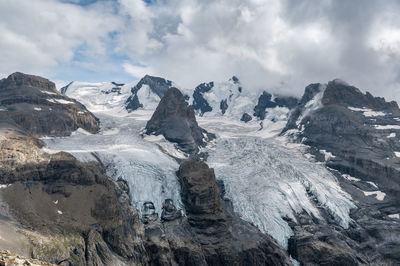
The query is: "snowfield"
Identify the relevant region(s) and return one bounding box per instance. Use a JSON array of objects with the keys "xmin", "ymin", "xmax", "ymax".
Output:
[{"xmin": 43, "ymin": 81, "xmax": 356, "ymax": 250}]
